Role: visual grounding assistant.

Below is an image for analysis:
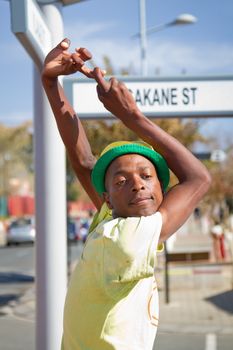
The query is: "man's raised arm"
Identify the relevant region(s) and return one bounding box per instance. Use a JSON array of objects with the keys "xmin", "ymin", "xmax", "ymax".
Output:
[
  {"xmin": 93, "ymin": 68, "xmax": 211, "ymax": 241},
  {"xmin": 41, "ymin": 39, "xmax": 103, "ymax": 210}
]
